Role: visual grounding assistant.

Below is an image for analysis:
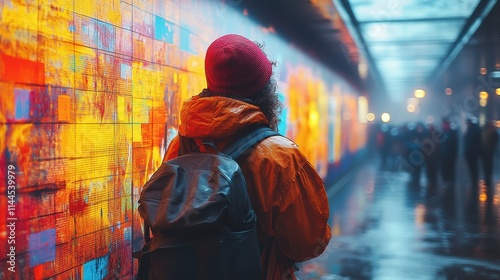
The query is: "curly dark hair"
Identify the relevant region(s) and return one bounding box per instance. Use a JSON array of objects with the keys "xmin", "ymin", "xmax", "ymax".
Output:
[{"xmin": 199, "ymin": 76, "xmax": 283, "ymax": 131}]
